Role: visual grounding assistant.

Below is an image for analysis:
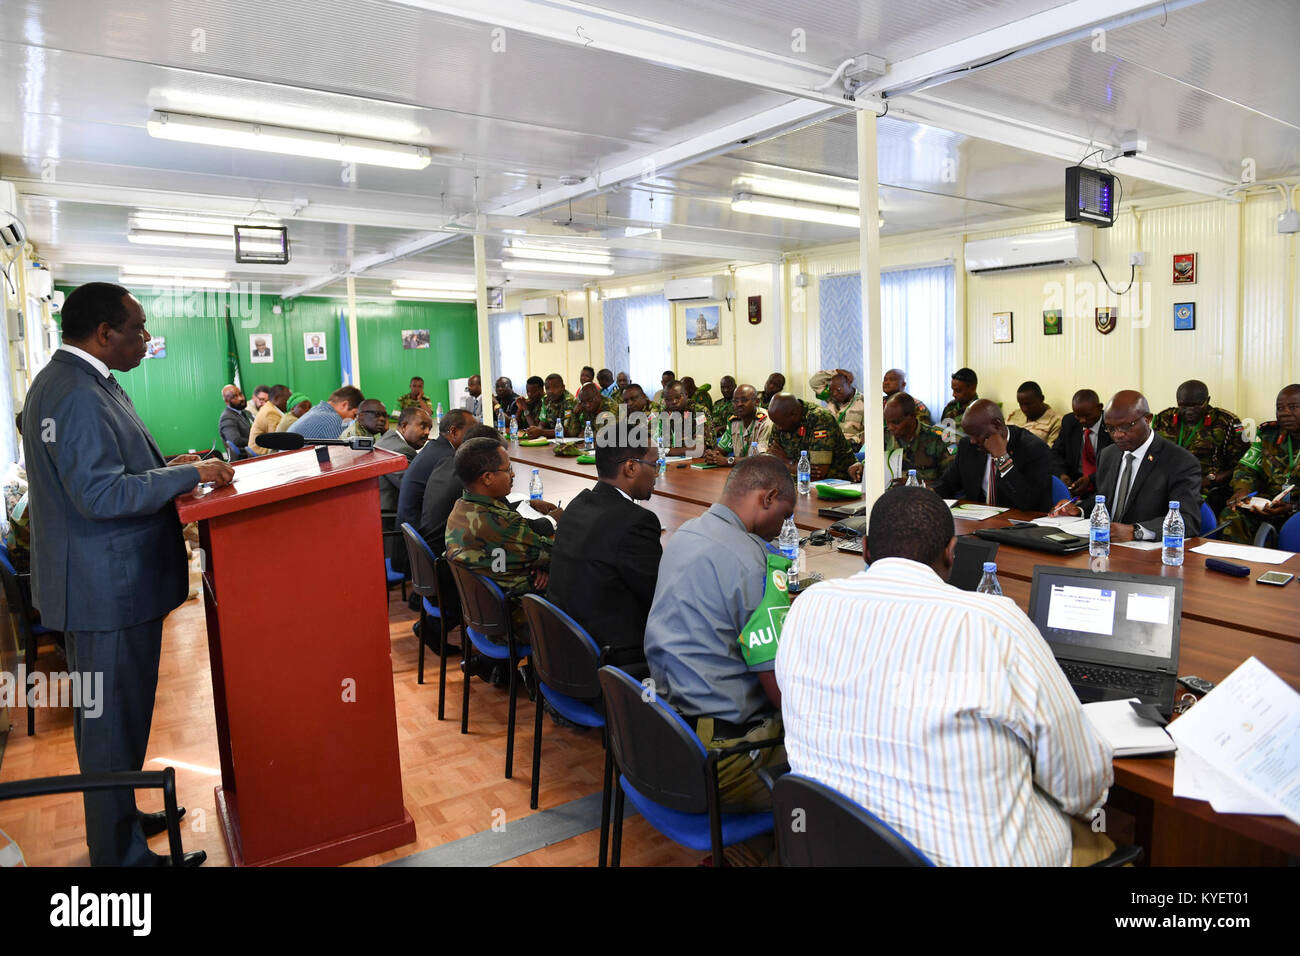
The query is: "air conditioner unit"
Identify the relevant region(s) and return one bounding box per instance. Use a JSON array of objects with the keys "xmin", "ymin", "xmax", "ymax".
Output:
[
  {"xmin": 522, "ymin": 296, "xmax": 560, "ymax": 316},
  {"xmin": 664, "ymin": 276, "xmax": 726, "ymax": 301},
  {"xmin": 964, "ymin": 227, "xmax": 1093, "ymax": 276},
  {"xmin": 0, "ymin": 181, "xmax": 25, "ymax": 248}
]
